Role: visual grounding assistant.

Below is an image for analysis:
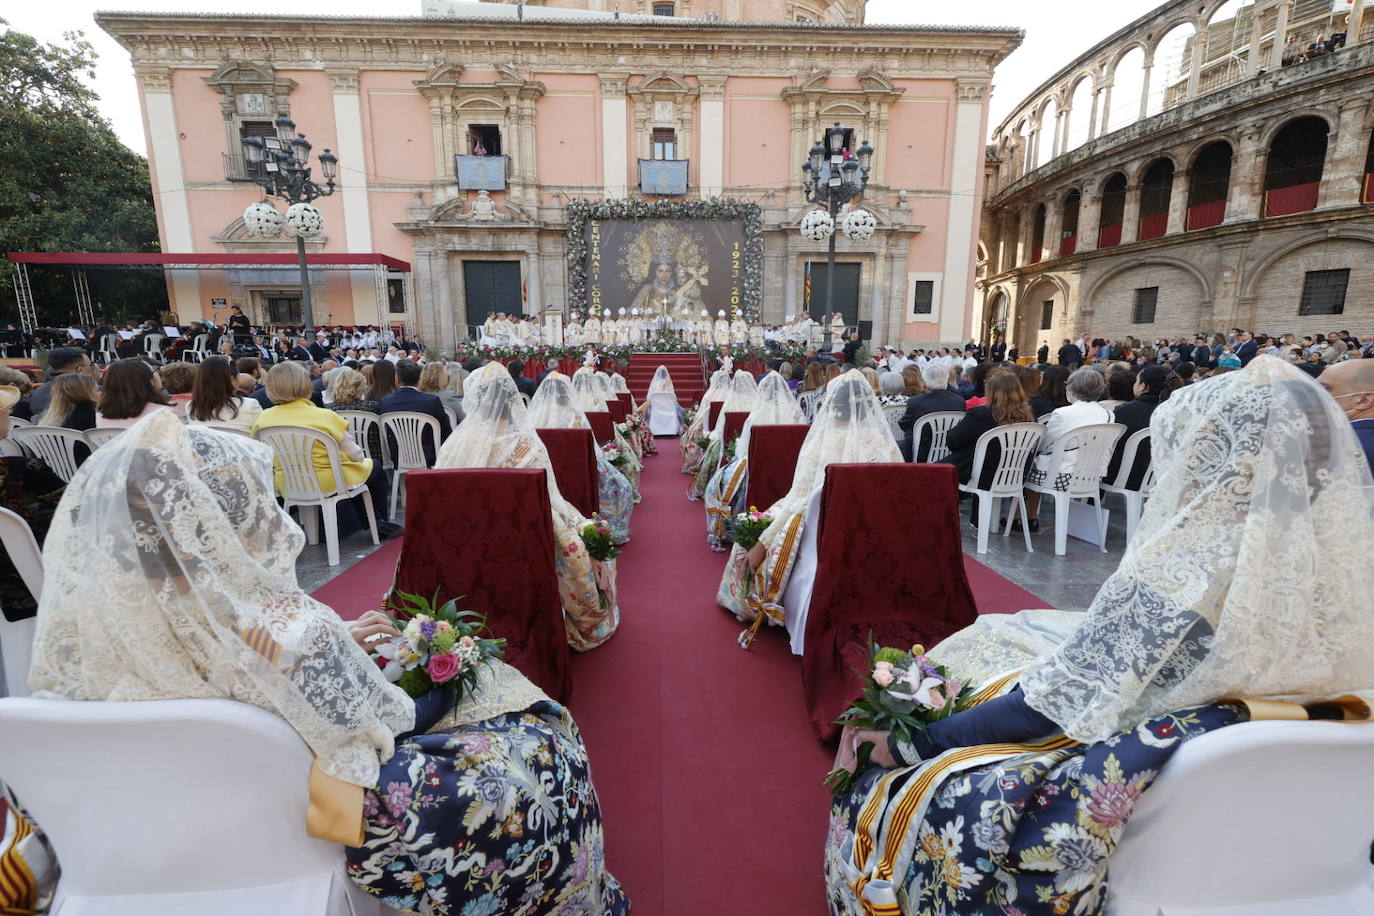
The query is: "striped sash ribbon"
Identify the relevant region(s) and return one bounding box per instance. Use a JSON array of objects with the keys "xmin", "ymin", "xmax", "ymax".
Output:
[{"xmin": 737, "ymin": 512, "xmax": 804, "ymax": 649}]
